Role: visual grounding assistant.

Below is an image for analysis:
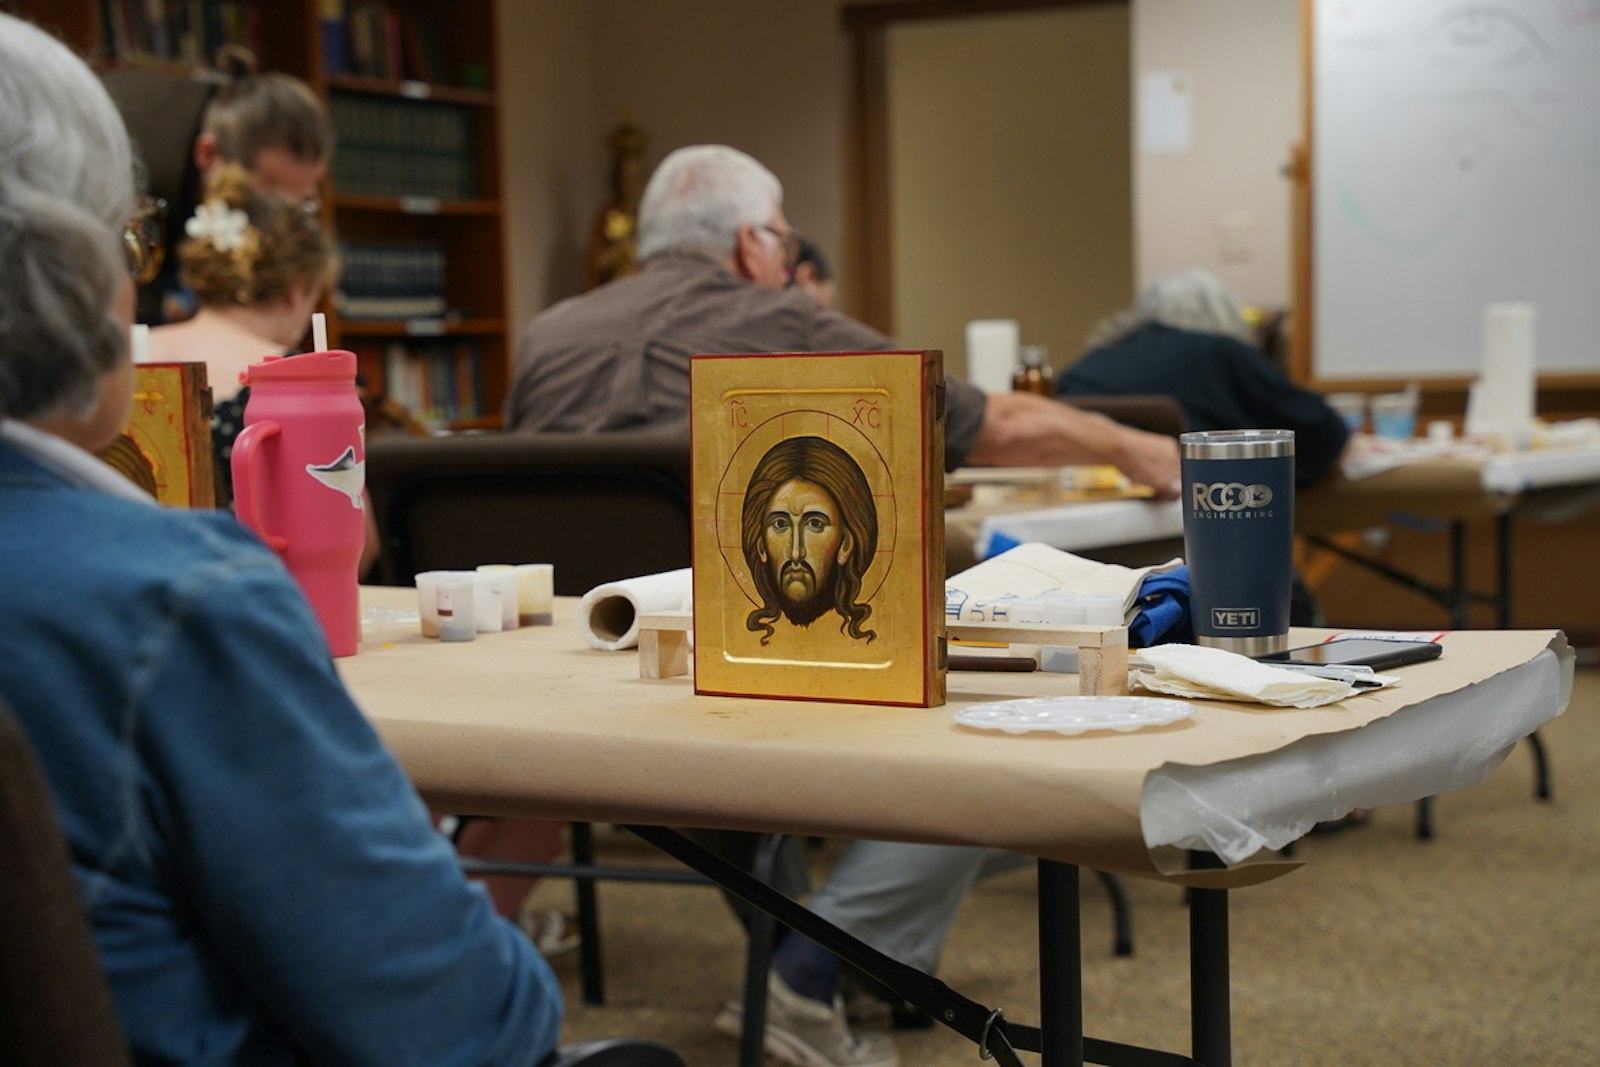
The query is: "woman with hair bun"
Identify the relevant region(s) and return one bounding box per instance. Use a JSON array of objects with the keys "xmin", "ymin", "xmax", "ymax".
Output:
[
  {"xmin": 149, "ymin": 163, "xmax": 337, "ymax": 495},
  {"xmin": 150, "ymin": 164, "xmax": 379, "ymax": 572}
]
